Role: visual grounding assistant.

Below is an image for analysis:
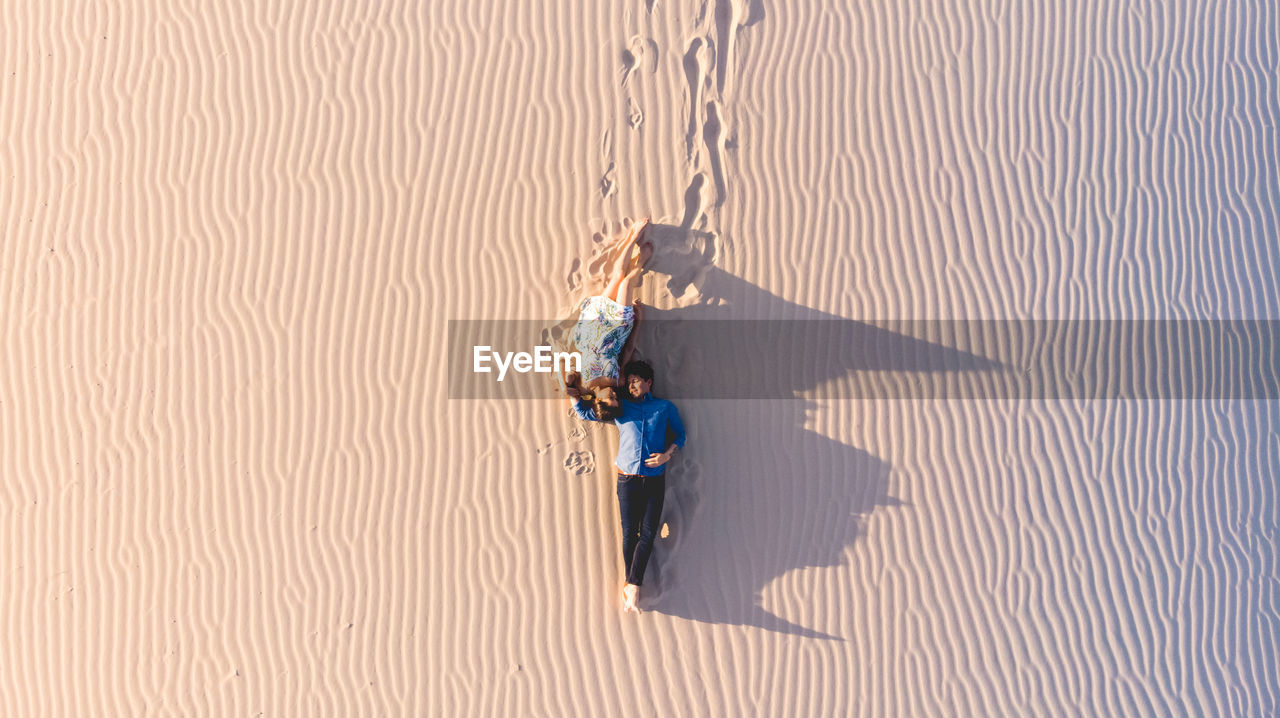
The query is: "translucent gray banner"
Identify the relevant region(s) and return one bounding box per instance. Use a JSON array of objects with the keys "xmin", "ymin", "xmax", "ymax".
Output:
[{"xmin": 447, "ymin": 320, "xmax": 1280, "ymax": 400}]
